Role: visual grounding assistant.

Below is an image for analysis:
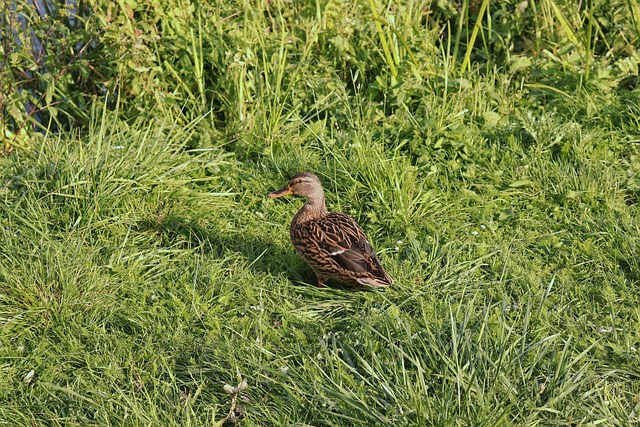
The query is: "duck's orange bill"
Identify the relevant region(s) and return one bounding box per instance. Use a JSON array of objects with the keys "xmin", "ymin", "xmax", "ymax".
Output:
[{"xmin": 268, "ymin": 186, "xmax": 292, "ymax": 198}]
